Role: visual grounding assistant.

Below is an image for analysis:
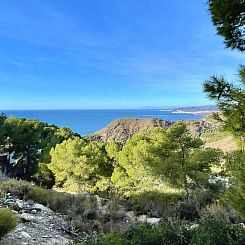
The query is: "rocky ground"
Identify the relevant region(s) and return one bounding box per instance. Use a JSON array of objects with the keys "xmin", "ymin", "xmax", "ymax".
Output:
[
  {"xmin": 0, "ymin": 201, "xmax": 74, "ymax": 245},
  {"xmin": 0, "ymin": 193, "xmax": 161, "ymax": 245}
]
